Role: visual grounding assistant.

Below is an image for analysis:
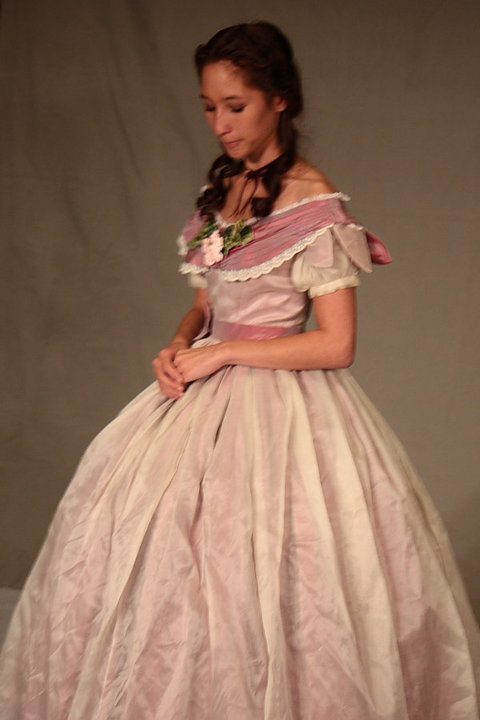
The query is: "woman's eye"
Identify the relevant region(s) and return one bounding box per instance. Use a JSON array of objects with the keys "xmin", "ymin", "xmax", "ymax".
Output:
[
  {"xmin": 230, "ymin": 106, "xmax": 245, "ymax": 114},
  {"xmin": 204, "ymin": 106, "xmax": 215, "ymax": 113}
]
